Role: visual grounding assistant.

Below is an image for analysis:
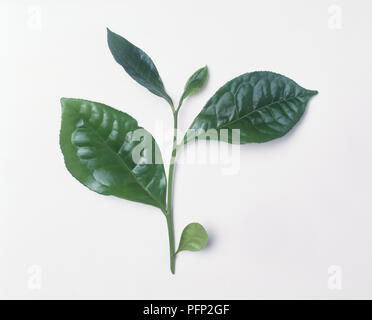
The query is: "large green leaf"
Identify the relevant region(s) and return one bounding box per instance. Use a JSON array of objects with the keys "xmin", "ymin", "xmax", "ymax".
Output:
[
  {"xmin": 60, "ymin": 98, "xmax": 167, "ymax": 212},
  {"xmin": 107, "ymin": 28, "xmax": 173, "ymax": 106},
  {"xmin": 186, "ymin": 71, "xmax": 318, "ymax": 144},
  {"xmin": 176, "ymin": 223, "xmax": 208, "ymax": 254},
  {"xmin": 180, "ymin": 66, "xmax": 208, "ymax": 104}
]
